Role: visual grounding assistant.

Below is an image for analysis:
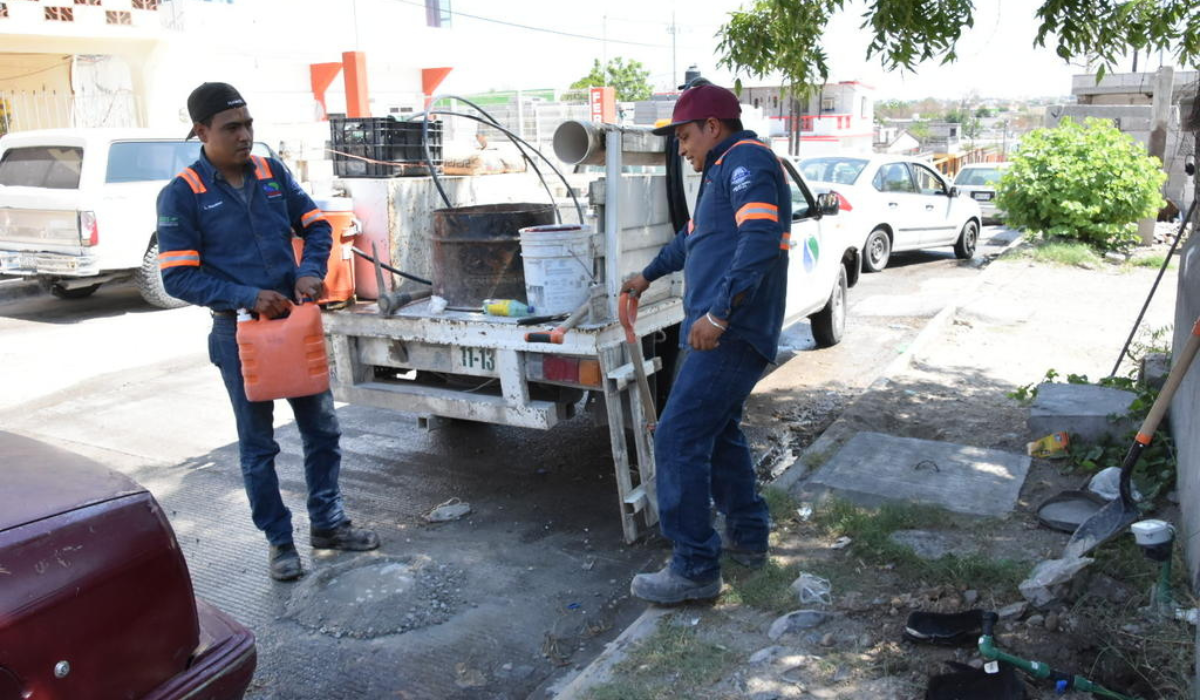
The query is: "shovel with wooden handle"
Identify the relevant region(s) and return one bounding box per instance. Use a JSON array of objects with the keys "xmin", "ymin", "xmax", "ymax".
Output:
[{"xmin": 1064, "ymin": 316, "xmax": 1200, "ymax": 559}]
